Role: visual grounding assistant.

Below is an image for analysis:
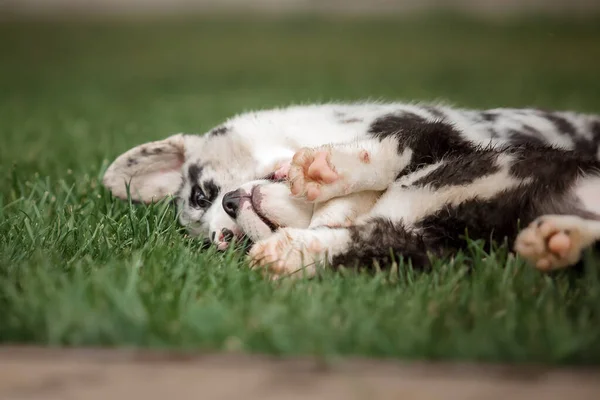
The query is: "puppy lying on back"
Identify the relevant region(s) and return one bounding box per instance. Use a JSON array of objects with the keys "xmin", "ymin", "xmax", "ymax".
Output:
[{"xmin": 226, "ymin": 121, "xmax": 600, "ymax": 277}]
